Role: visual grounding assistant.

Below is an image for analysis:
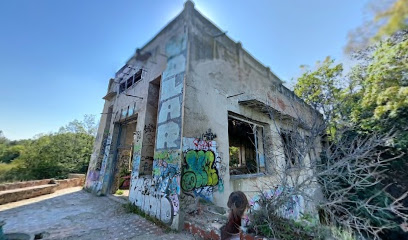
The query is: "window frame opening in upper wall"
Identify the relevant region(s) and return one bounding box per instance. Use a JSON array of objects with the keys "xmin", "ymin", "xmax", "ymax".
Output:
[{"xmin": 119, "ymin": 69, "xmax": 143, "ymax": 94}]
